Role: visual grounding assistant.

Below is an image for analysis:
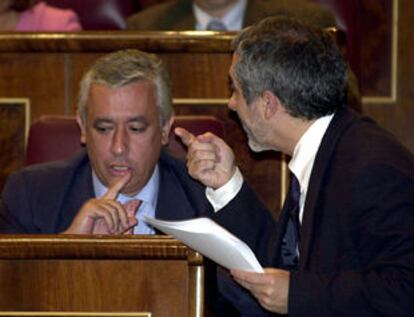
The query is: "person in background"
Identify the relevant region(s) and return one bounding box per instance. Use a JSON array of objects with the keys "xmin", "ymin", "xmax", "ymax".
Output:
[
  {"xmin": 126, "ymin": 0, "xmax": 335, "ymax": 31},
  {"xmin": 176, "ymin": 17, "xmax": 414, "ymax": 316},
  {"xmin": 128, "ymin": 0, "xmax": 362, "ymax": 113},
  {"xmin": 0, "ymin": 0, "xmax": 81, "ymax": 31}
]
